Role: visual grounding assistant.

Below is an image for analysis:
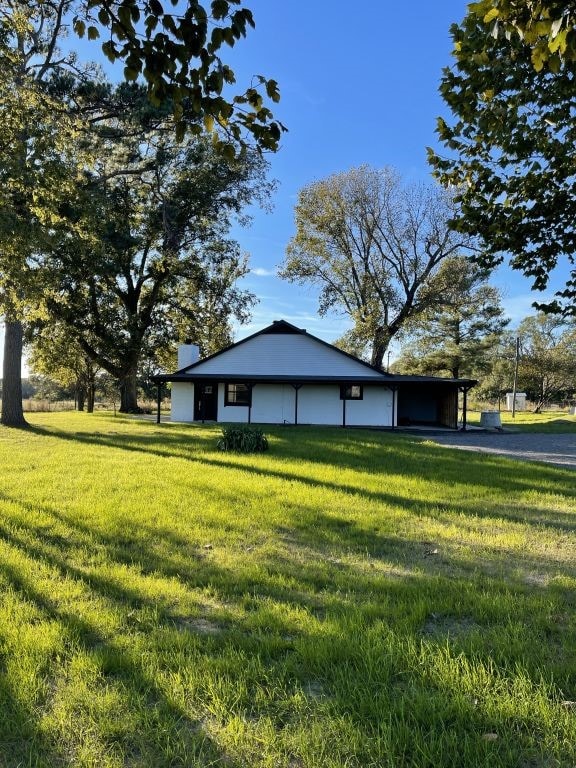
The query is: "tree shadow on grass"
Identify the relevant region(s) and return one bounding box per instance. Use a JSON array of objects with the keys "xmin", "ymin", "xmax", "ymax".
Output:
[
  {"xmin": 0, "ymin": 516, "xmax": 246, "ymax": 766},
  {"xmin": 0, "ymin": 674, "xmax": 64, "ymax": 768},
  {"xmin": 167, "ymin": 452, "xmax": 576, "ymax": 535},
  {"xmin": 27, "ymin": 423, "xmax": 576, "ymax": 536},
  {"xmin": 28, "ymin": 421, "xmax": 218, "ymax": 462},
  {"xmin": 1, "ymin": 486, "xmax": 573, "ymax": 642},
  {"xmin": 0, "ymin": 487, "xmax": 574, "ymax": 767},
  {"xmin": 3, "ymin": 420, "xmax": 575, "ymax": 764}
]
